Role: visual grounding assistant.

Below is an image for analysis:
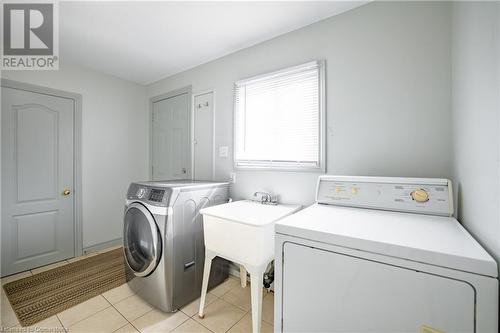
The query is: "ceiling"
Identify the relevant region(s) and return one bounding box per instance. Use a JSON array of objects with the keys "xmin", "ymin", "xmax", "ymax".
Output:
[{"xmin": 60, "ymin": 2, "xmax": 367, "ymax": 85}]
